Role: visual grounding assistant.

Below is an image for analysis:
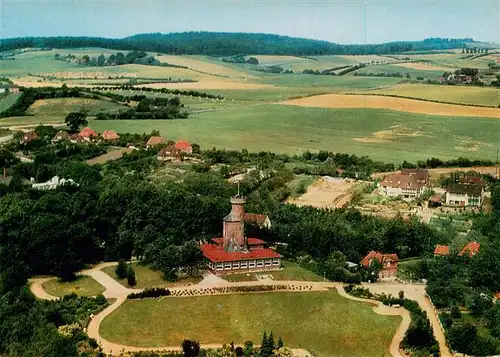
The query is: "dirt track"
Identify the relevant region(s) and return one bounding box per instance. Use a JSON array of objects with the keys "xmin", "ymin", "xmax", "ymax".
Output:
[{"xmin": 282, "ymin": 93, "xmax": 500, "ymax": 118}]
